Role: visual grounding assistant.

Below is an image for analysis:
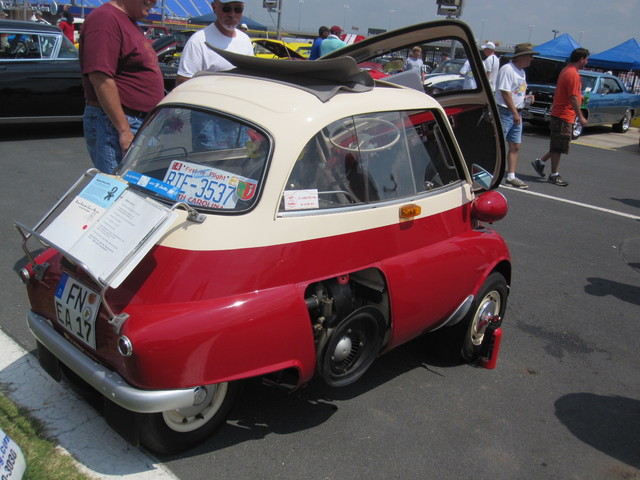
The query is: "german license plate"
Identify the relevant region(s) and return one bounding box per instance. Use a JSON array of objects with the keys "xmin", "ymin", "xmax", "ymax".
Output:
[{"xmin": 54, "ymin": 273, "xmax": 101, "ymax": 349}]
